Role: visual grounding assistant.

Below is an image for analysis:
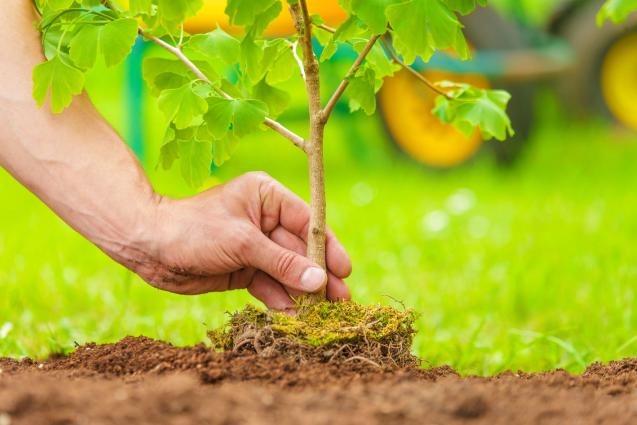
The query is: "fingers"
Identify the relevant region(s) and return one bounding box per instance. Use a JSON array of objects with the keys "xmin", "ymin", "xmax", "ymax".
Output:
[
  {"xmin": 245, "ymin": 232, "xmax": 327, "ymax": 294},
  {"xmin": 247, "ymin": 271, "xmax": 295, "ymax": 312},
  {"xmin": 257, "ymin": 176, "xmax": 352, "ymax": 278},
  {"xmin": 270, "ymin": 226, "xmax": 351, "ymax": 302}
]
